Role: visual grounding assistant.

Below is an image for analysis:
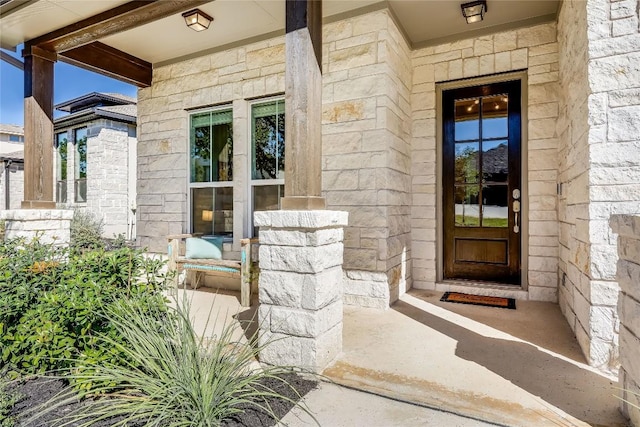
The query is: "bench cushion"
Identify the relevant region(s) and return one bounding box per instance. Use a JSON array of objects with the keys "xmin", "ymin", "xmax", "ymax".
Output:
[{"xmin": 185, "ymin": 237, "xmax": 223, "ymax": 260}]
